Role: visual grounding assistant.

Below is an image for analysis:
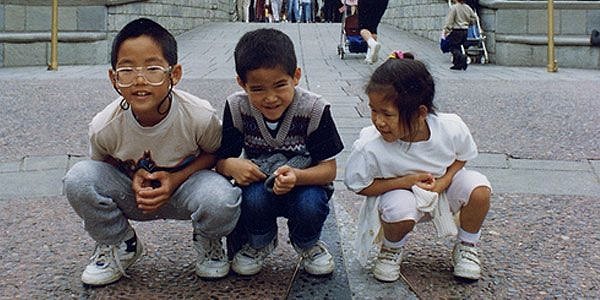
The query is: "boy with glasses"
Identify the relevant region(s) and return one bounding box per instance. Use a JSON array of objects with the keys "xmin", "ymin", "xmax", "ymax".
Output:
[{"xmin": 63, "ymin": 18, "xmax": 242, "ymax": 286}]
